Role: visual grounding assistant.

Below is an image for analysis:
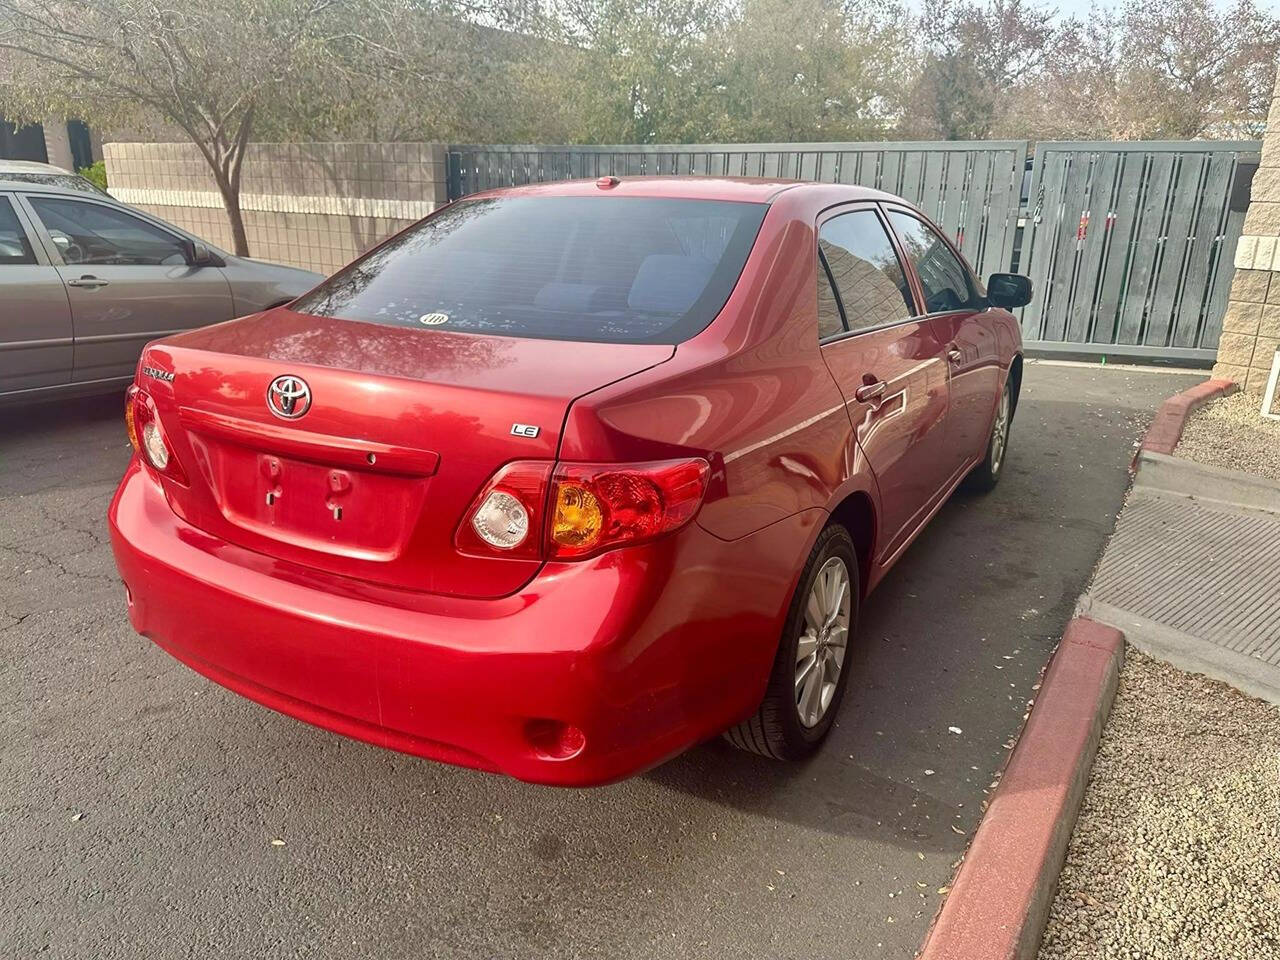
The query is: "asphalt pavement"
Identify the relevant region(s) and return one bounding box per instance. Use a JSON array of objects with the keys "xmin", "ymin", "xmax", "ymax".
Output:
[{"xmin": 0, "ymin": 362, "xmax": 1201, "ymax": 960}]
